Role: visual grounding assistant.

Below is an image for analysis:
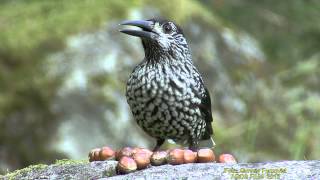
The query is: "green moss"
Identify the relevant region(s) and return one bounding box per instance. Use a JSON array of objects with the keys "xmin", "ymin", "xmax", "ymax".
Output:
[
  {"xmin": 5, "ymin": 164, "xmax": 48, "ymax": 180},
  {"xmin": 54, "ymin": 159, "xmax": 88, "ymax": 166},
  {"xmin": 4, "ymin": 159, "xmax": 88, "ymax": 179}
]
